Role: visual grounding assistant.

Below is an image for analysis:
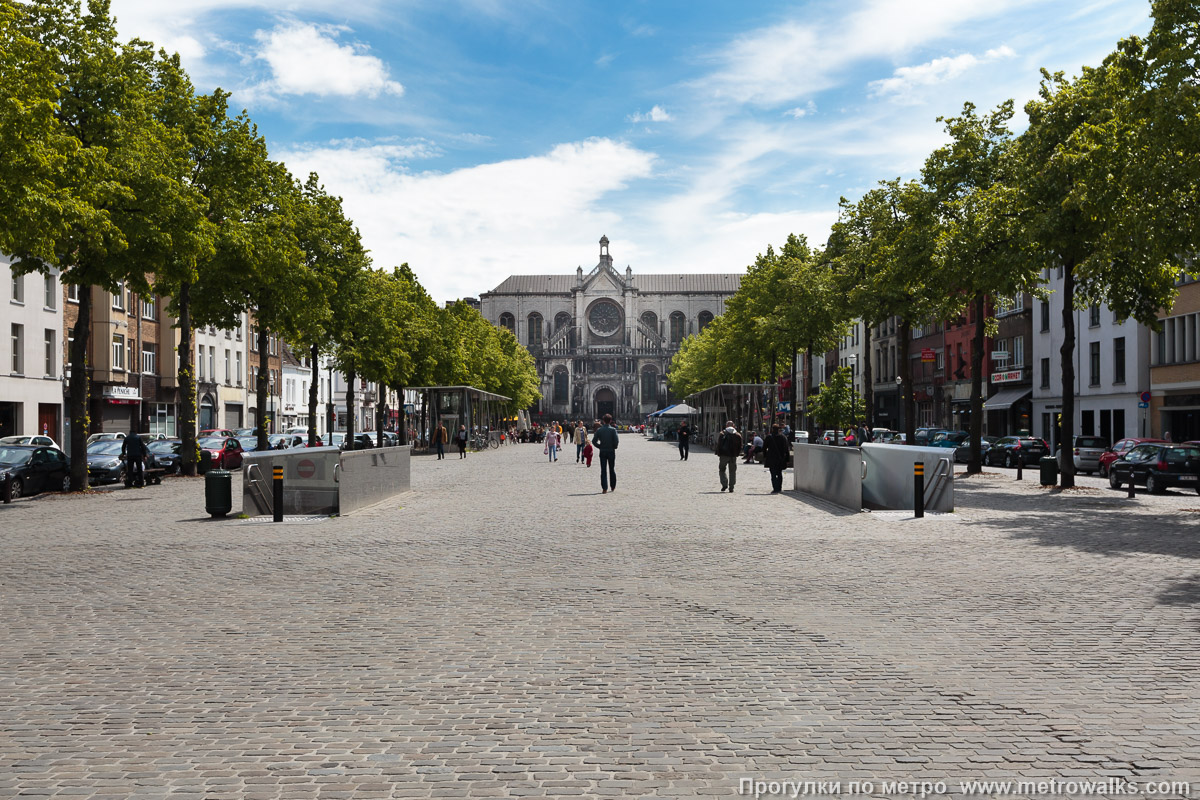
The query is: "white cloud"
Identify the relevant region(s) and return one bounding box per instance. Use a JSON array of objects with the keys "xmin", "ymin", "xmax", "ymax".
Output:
[
  {"xmin": 251, "ymin": 21, "xmax": 404, "ymax": 99},
  {"xmin": 869, "ymin": 45, "xmax": 1017, "ymax": 99},
  {"xmin": 627, "ymin": 105, "xmax": 673, "ymax": 123},
  {"xmin": 274, "ymin": 138, "xmax": 657, "ymax": 302},
  {"xmin": 785, "ymin": 101, "xmax": 817, "ymax": 119}
]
